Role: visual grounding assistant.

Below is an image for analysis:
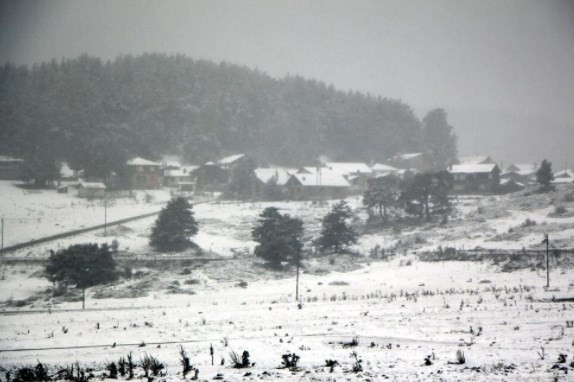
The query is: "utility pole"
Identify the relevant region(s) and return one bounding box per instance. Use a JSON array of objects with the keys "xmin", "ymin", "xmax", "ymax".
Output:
[
  {"xmin": 295, "ymin": 246, "xmax": 300, "ymax": 301},
  {"xmin": 104, "ymin": 198, "xmax": 107, "ymax": 237},
  {"xmin": 543, "ymin": 233, "xmax": 549, "ymax": 288},
  {"xmin": 1, "ymin": 217, "xmax": 4, "ymax": 250}
]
